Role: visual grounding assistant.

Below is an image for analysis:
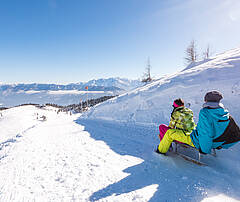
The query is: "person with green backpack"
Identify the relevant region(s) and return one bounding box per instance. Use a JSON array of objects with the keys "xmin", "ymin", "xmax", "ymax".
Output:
[{"xmin": 156, "ymin": 98, "xmax": 196, "ymax": 154}]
